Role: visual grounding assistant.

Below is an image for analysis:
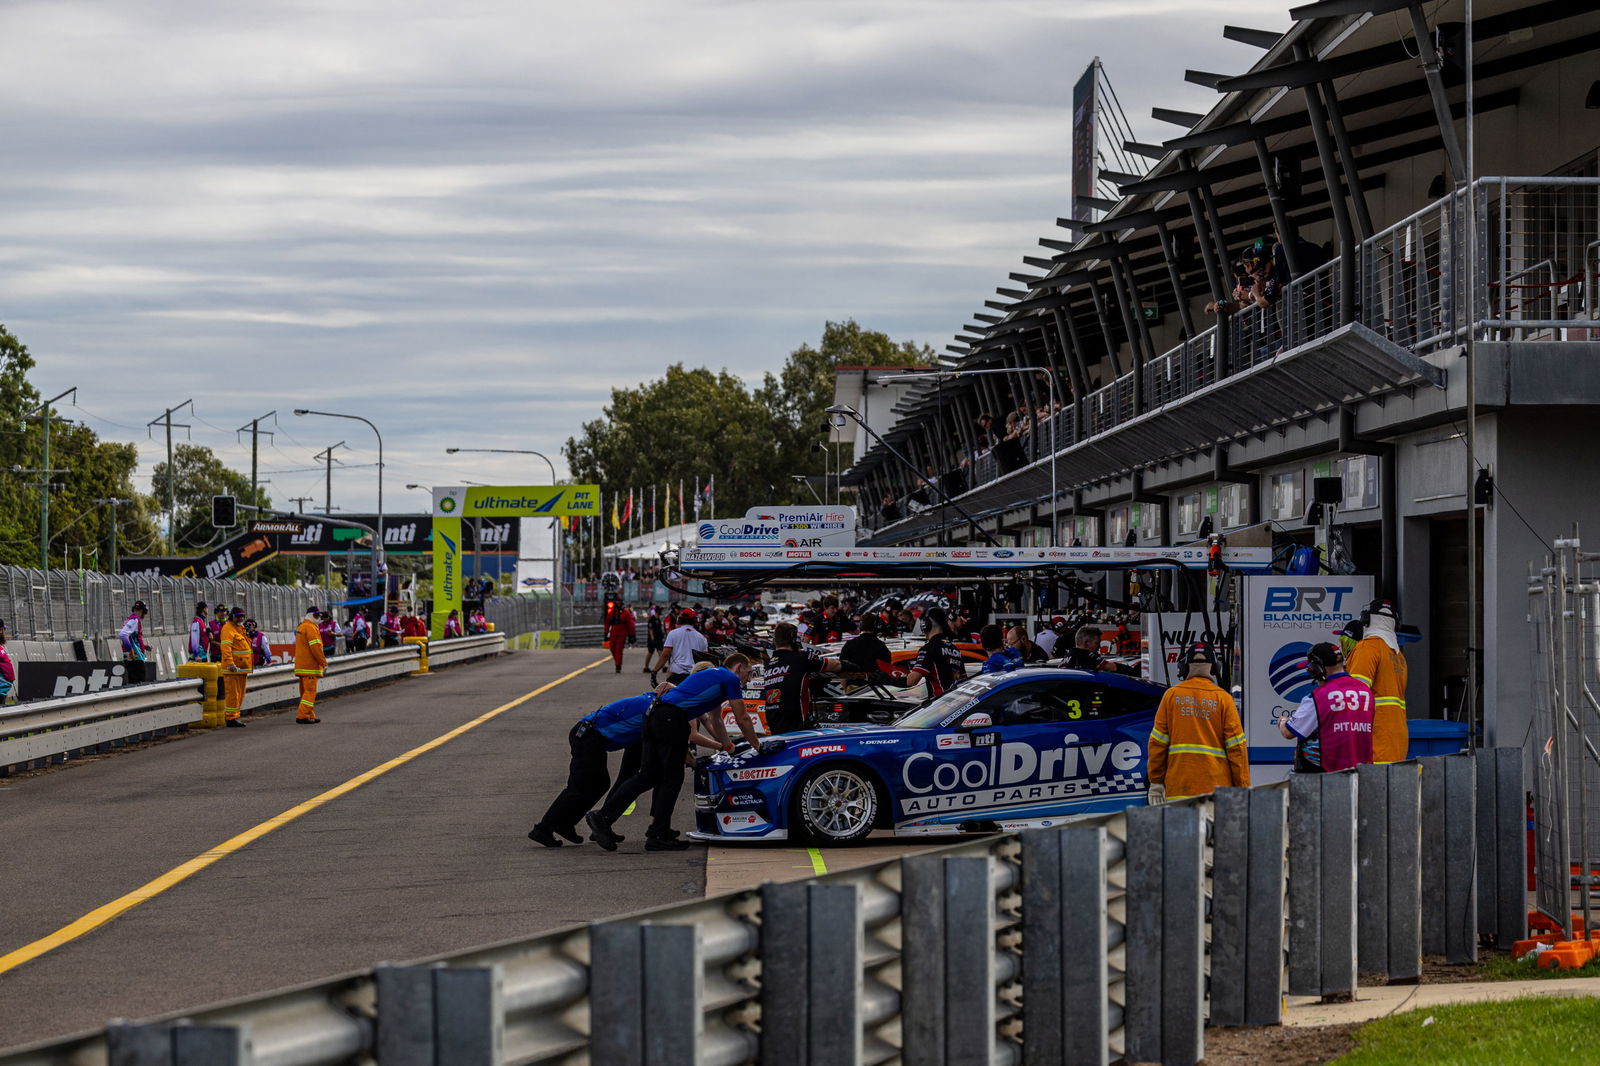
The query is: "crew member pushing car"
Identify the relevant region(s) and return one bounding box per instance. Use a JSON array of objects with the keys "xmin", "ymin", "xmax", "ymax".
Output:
[
  {"xmin": 763, "ymin": 622, "xmax": 841, "ymax": 734},
  {"xmin": 1146, "ymin": 646, "xmax": 1249, "ymax": 802},
  {"xmin": 587, "ymin": 655, "xmax": 761, "ymax": 852},
  {"xmin": 527, "ymin": 679, "xmax": 699, "ymax": 849}
]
